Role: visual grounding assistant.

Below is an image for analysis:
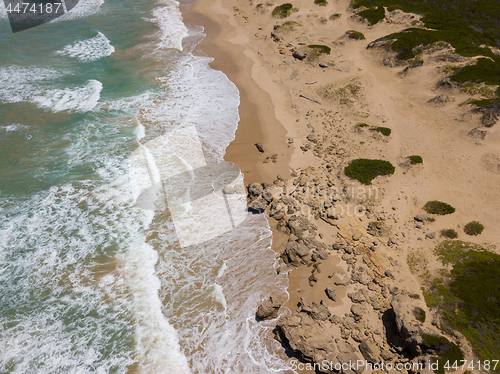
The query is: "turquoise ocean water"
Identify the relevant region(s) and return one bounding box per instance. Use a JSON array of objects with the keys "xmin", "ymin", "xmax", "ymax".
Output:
[{"xmin": 0, "ymin": 0, "xmax": 291, "ymax": 372}]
